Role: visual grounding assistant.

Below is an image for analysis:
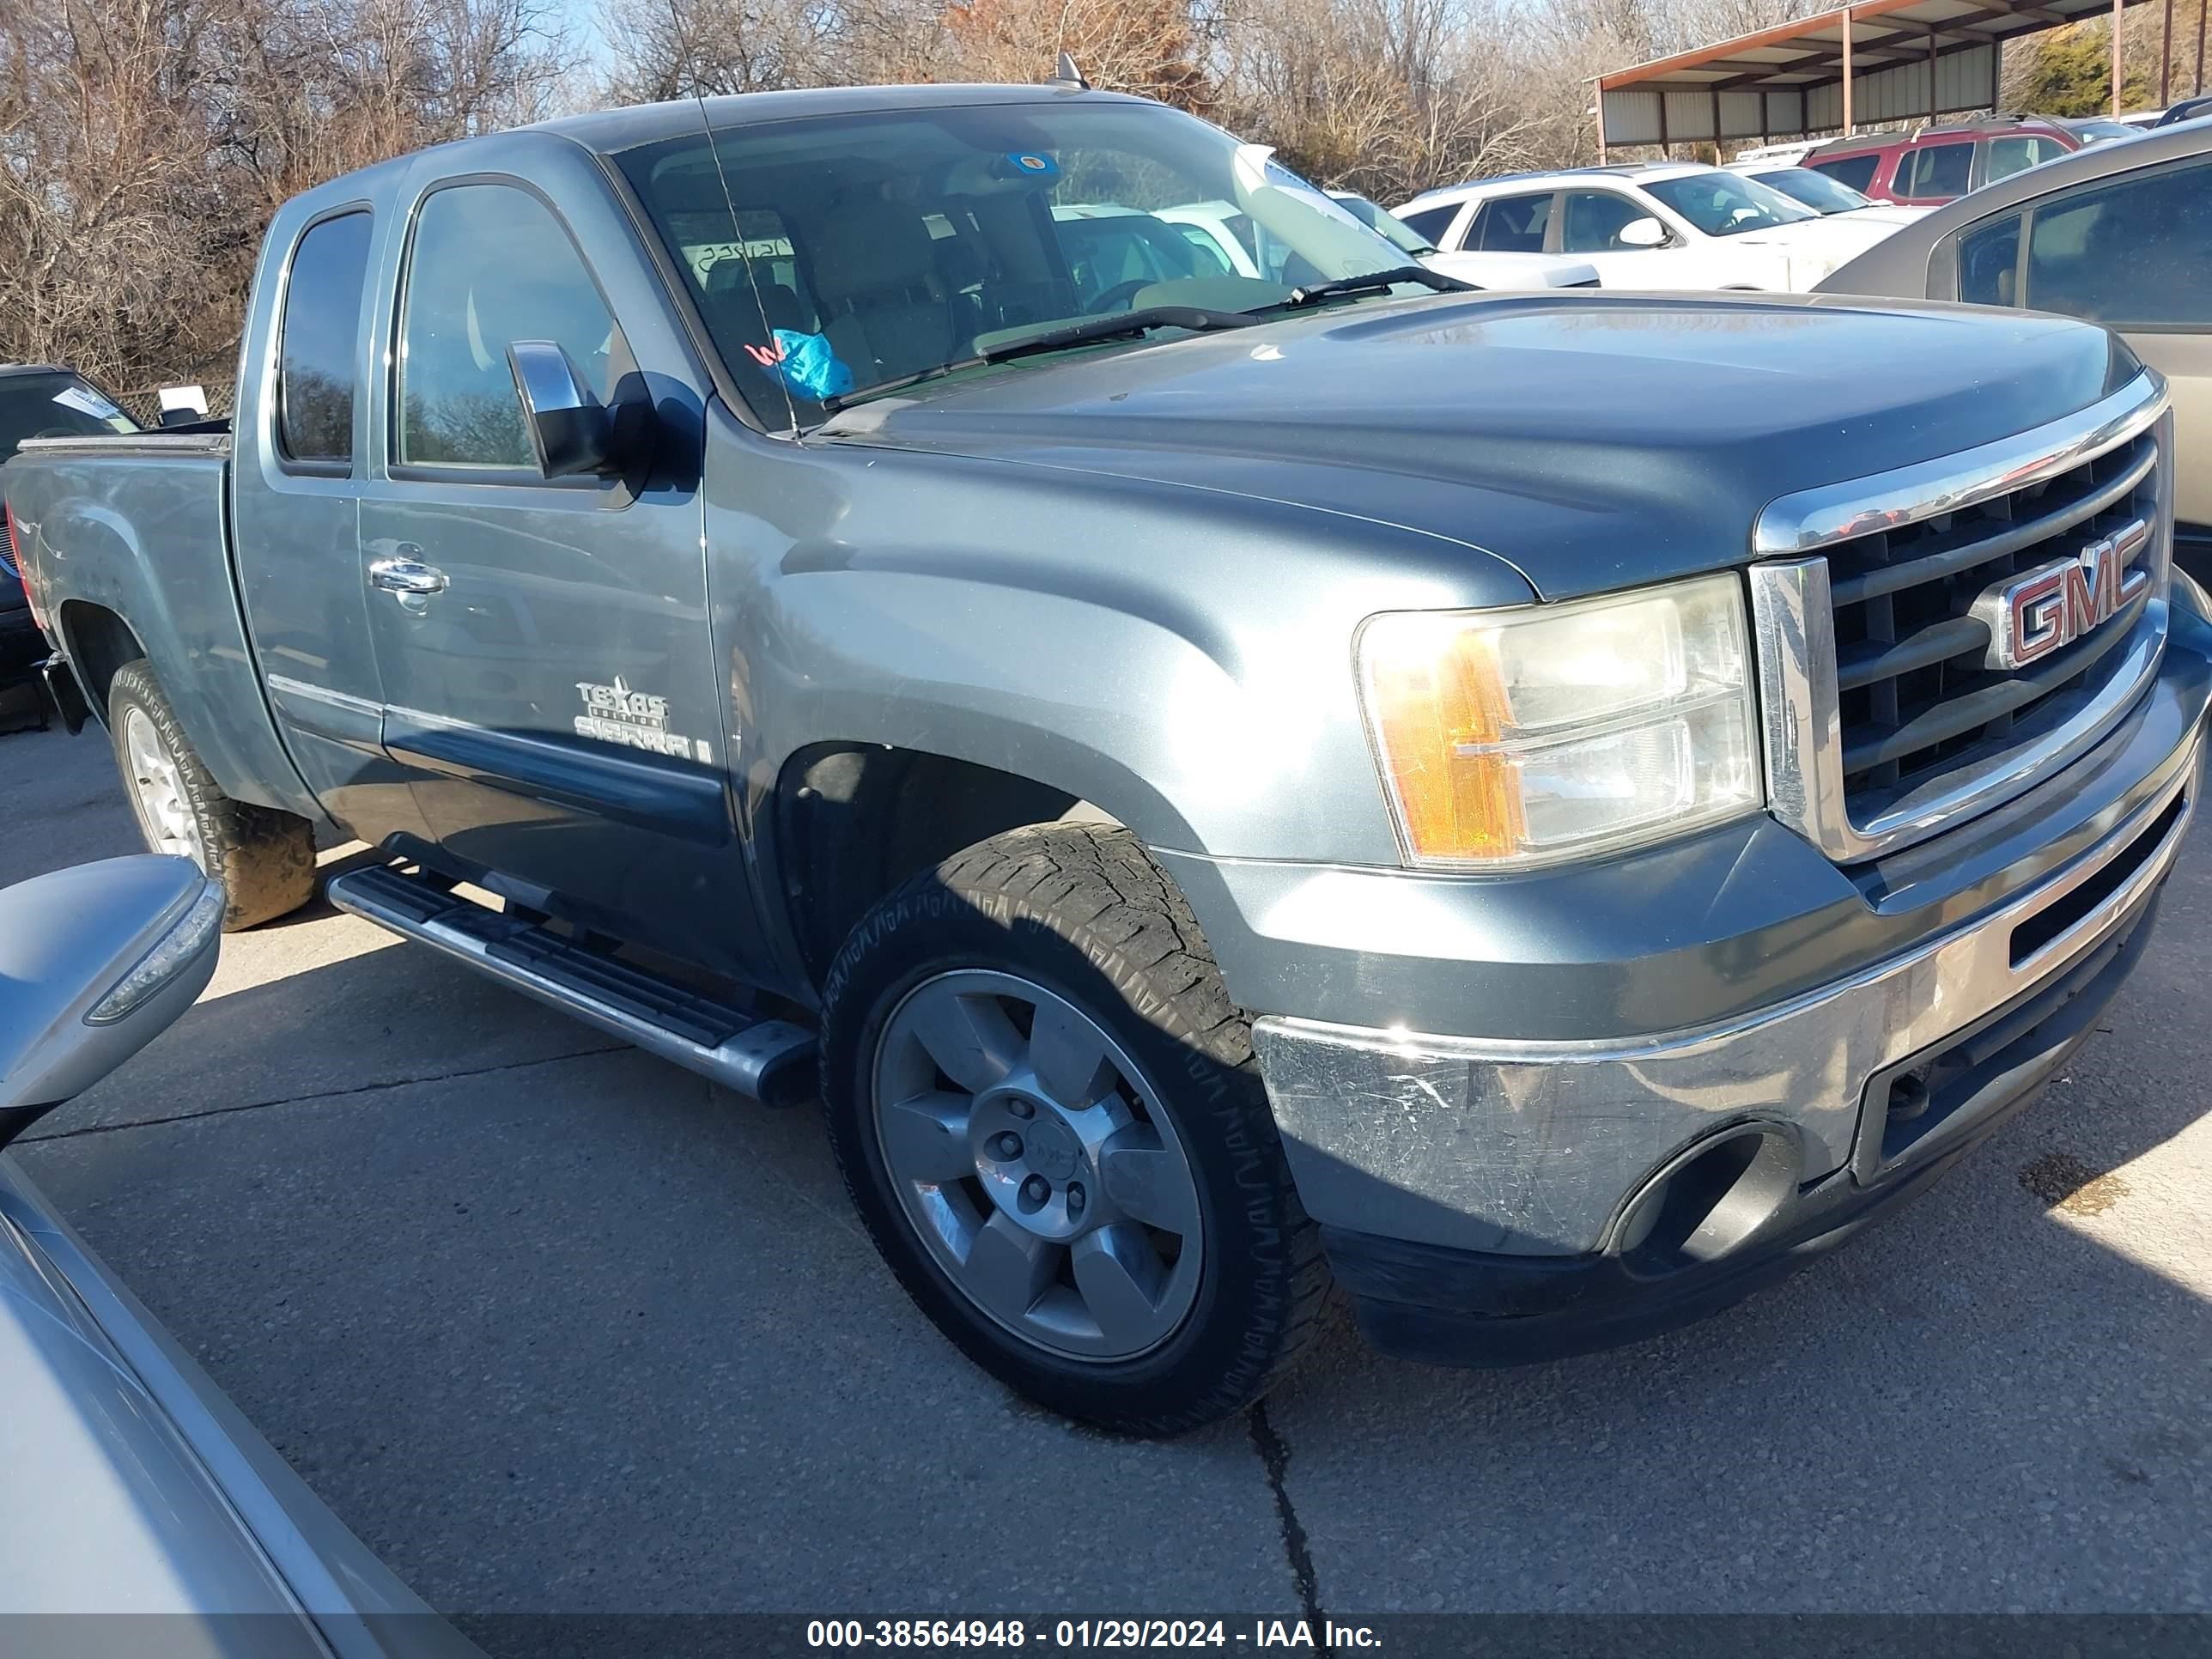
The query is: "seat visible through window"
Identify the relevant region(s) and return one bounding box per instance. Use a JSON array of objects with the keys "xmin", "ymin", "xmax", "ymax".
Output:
[{"xmin": 806, "ymin": 202, "xmax": 957, "ymax": 385}]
